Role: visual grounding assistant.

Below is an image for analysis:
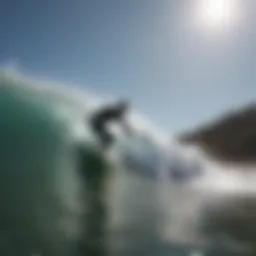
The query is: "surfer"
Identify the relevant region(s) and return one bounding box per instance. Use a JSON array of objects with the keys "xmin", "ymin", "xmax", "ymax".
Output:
[{"xmin": 90, "ymin": 100, "xmax": 132, "ymax": 150}]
